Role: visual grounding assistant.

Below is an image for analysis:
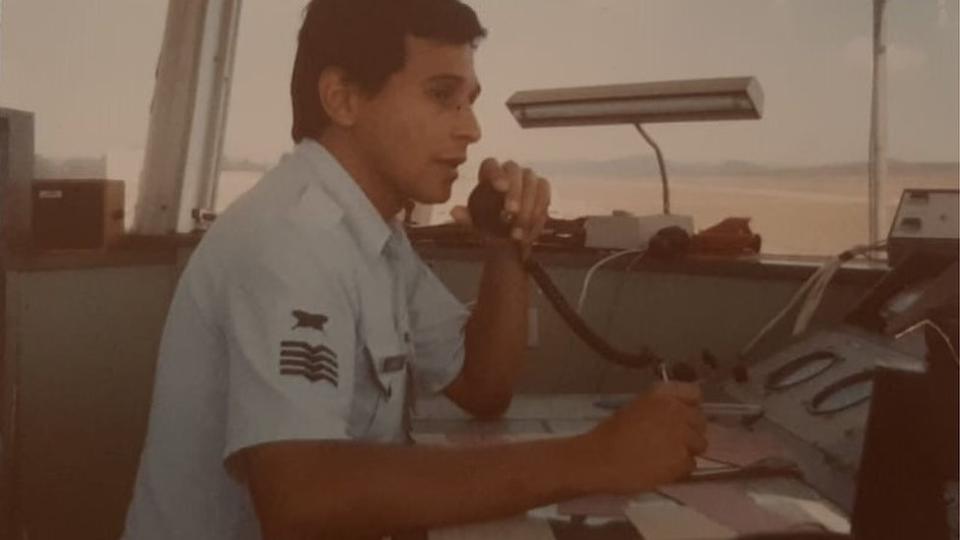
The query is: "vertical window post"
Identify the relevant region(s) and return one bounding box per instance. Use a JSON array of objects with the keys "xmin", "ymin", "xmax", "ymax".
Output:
[
  {"xmin": 133, "ymin": 0, "xmax": 242, "ymax": 235},
  {"xmin": 868, "ymin": 0, "xmax": 888, "ymax": 247}
]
